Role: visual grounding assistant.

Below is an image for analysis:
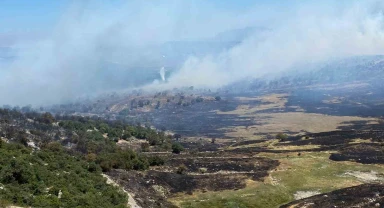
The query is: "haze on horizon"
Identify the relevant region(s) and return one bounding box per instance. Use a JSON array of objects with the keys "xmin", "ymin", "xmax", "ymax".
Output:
[{"xmin": 1, "ymin": 0, "xmax": 384, "ymax": 106}]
